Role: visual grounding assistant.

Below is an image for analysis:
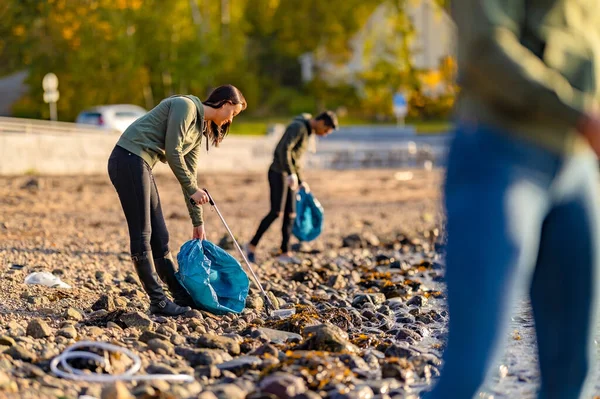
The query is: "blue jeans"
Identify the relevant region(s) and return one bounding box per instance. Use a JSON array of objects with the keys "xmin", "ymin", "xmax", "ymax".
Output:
[{"xmin": 425, "ymin": 125, "xmax": 600, "ymax": 399}]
